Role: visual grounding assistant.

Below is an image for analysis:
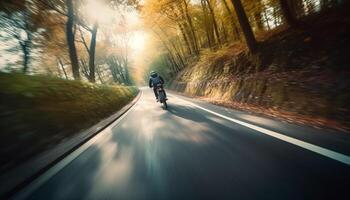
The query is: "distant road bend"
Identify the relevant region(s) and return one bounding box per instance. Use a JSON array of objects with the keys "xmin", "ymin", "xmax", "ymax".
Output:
[{"xmin": 15, "ymin": 88, "xmax": 350, "ymax": 200}]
